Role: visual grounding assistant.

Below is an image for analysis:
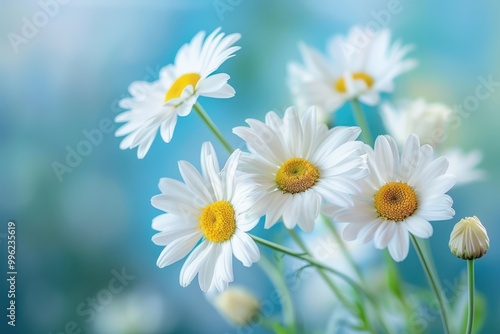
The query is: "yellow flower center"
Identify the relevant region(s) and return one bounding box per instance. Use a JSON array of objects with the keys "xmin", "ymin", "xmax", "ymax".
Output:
[
  {"xmin": 334, "ymin": 72, "xmax": 374, "ymax": 93},
  {"xmin": 276, "ymin": 158, "xmax": 320, "ymax": 194},
  {"xmin": 374, "ymin": 182, "xmax": 418, "ymax": 222},
  {"xmin": 200, "ymin": 200, "xmax": 236, "ymax": 243},
  {"xmin": 164, "ymin": 72, "xmax": 201, "ymax": 102}
]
